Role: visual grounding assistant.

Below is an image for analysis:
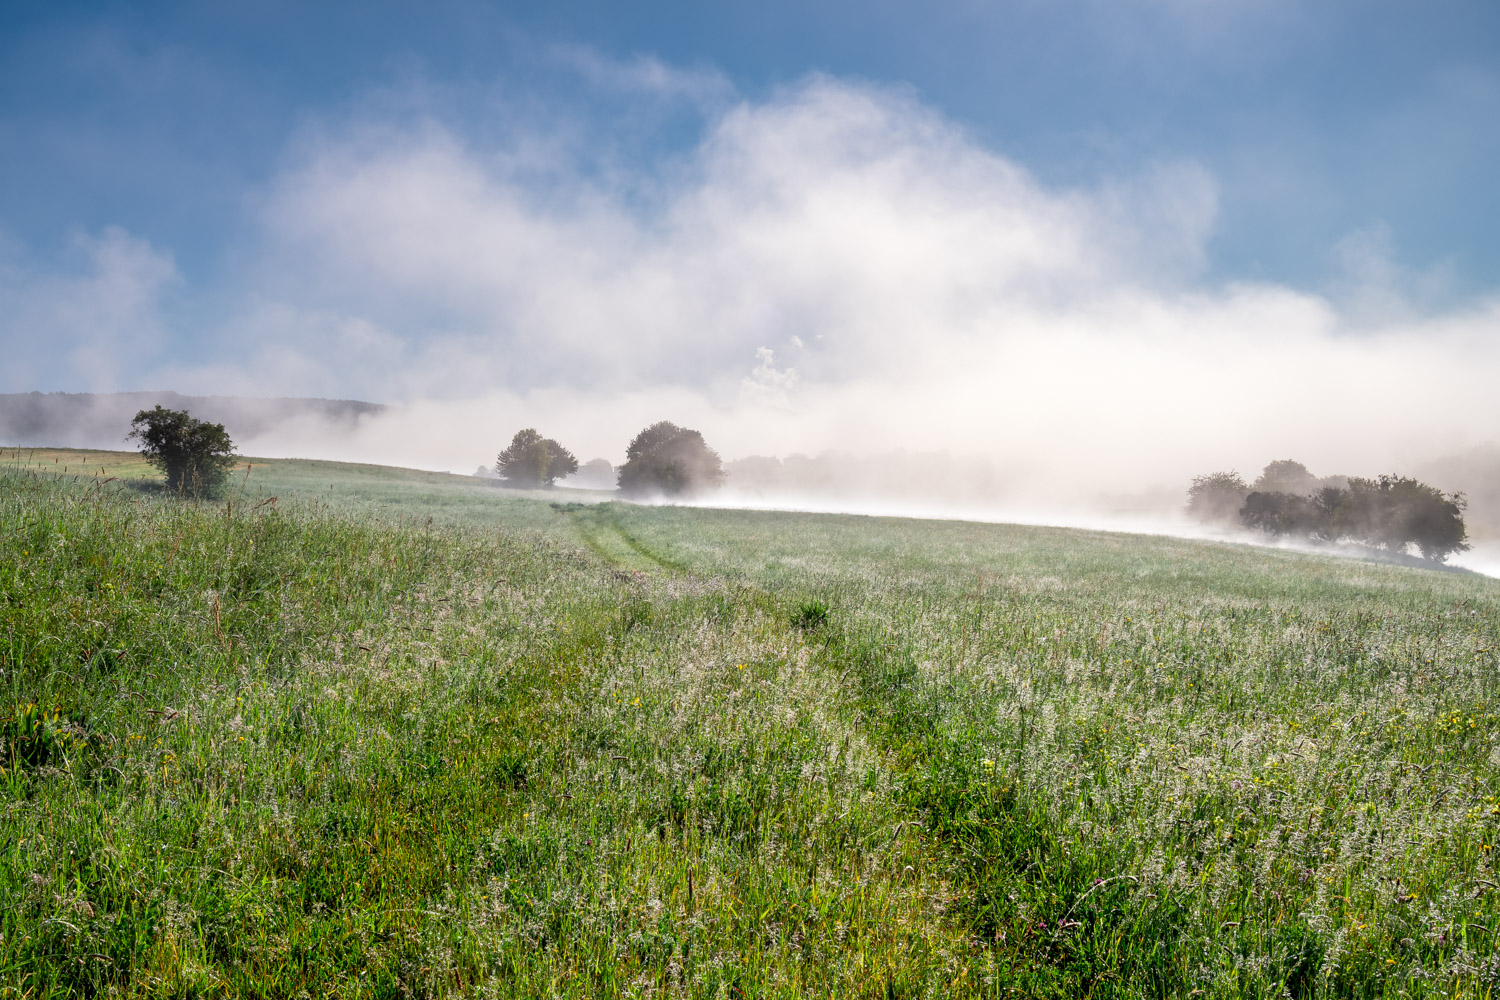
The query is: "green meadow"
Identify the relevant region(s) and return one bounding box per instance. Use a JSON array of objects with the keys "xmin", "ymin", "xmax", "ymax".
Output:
[{"xmin": 2, "ymin": 447, "xmax": 1498, "ymax": 998}]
